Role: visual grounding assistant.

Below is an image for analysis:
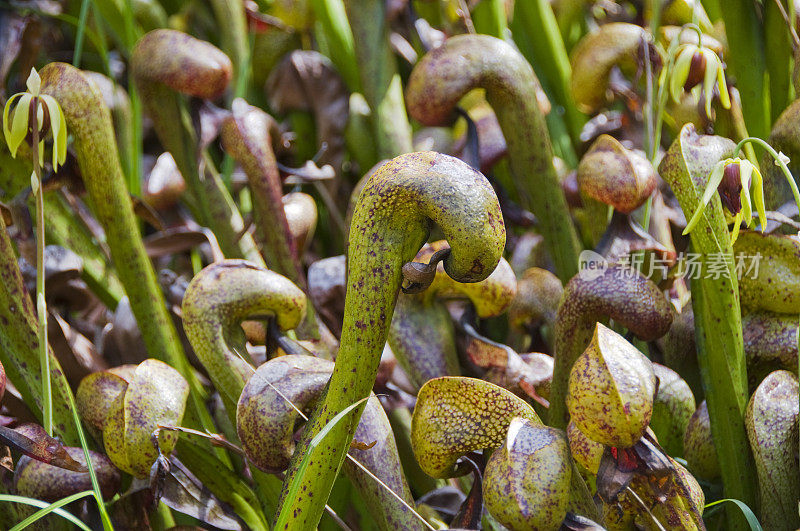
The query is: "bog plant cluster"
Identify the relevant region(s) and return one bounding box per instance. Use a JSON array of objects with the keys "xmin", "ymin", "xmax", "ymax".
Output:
[{"xmin": 0, "ymin": 0, "xmax": 798, "ymax": 530}]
